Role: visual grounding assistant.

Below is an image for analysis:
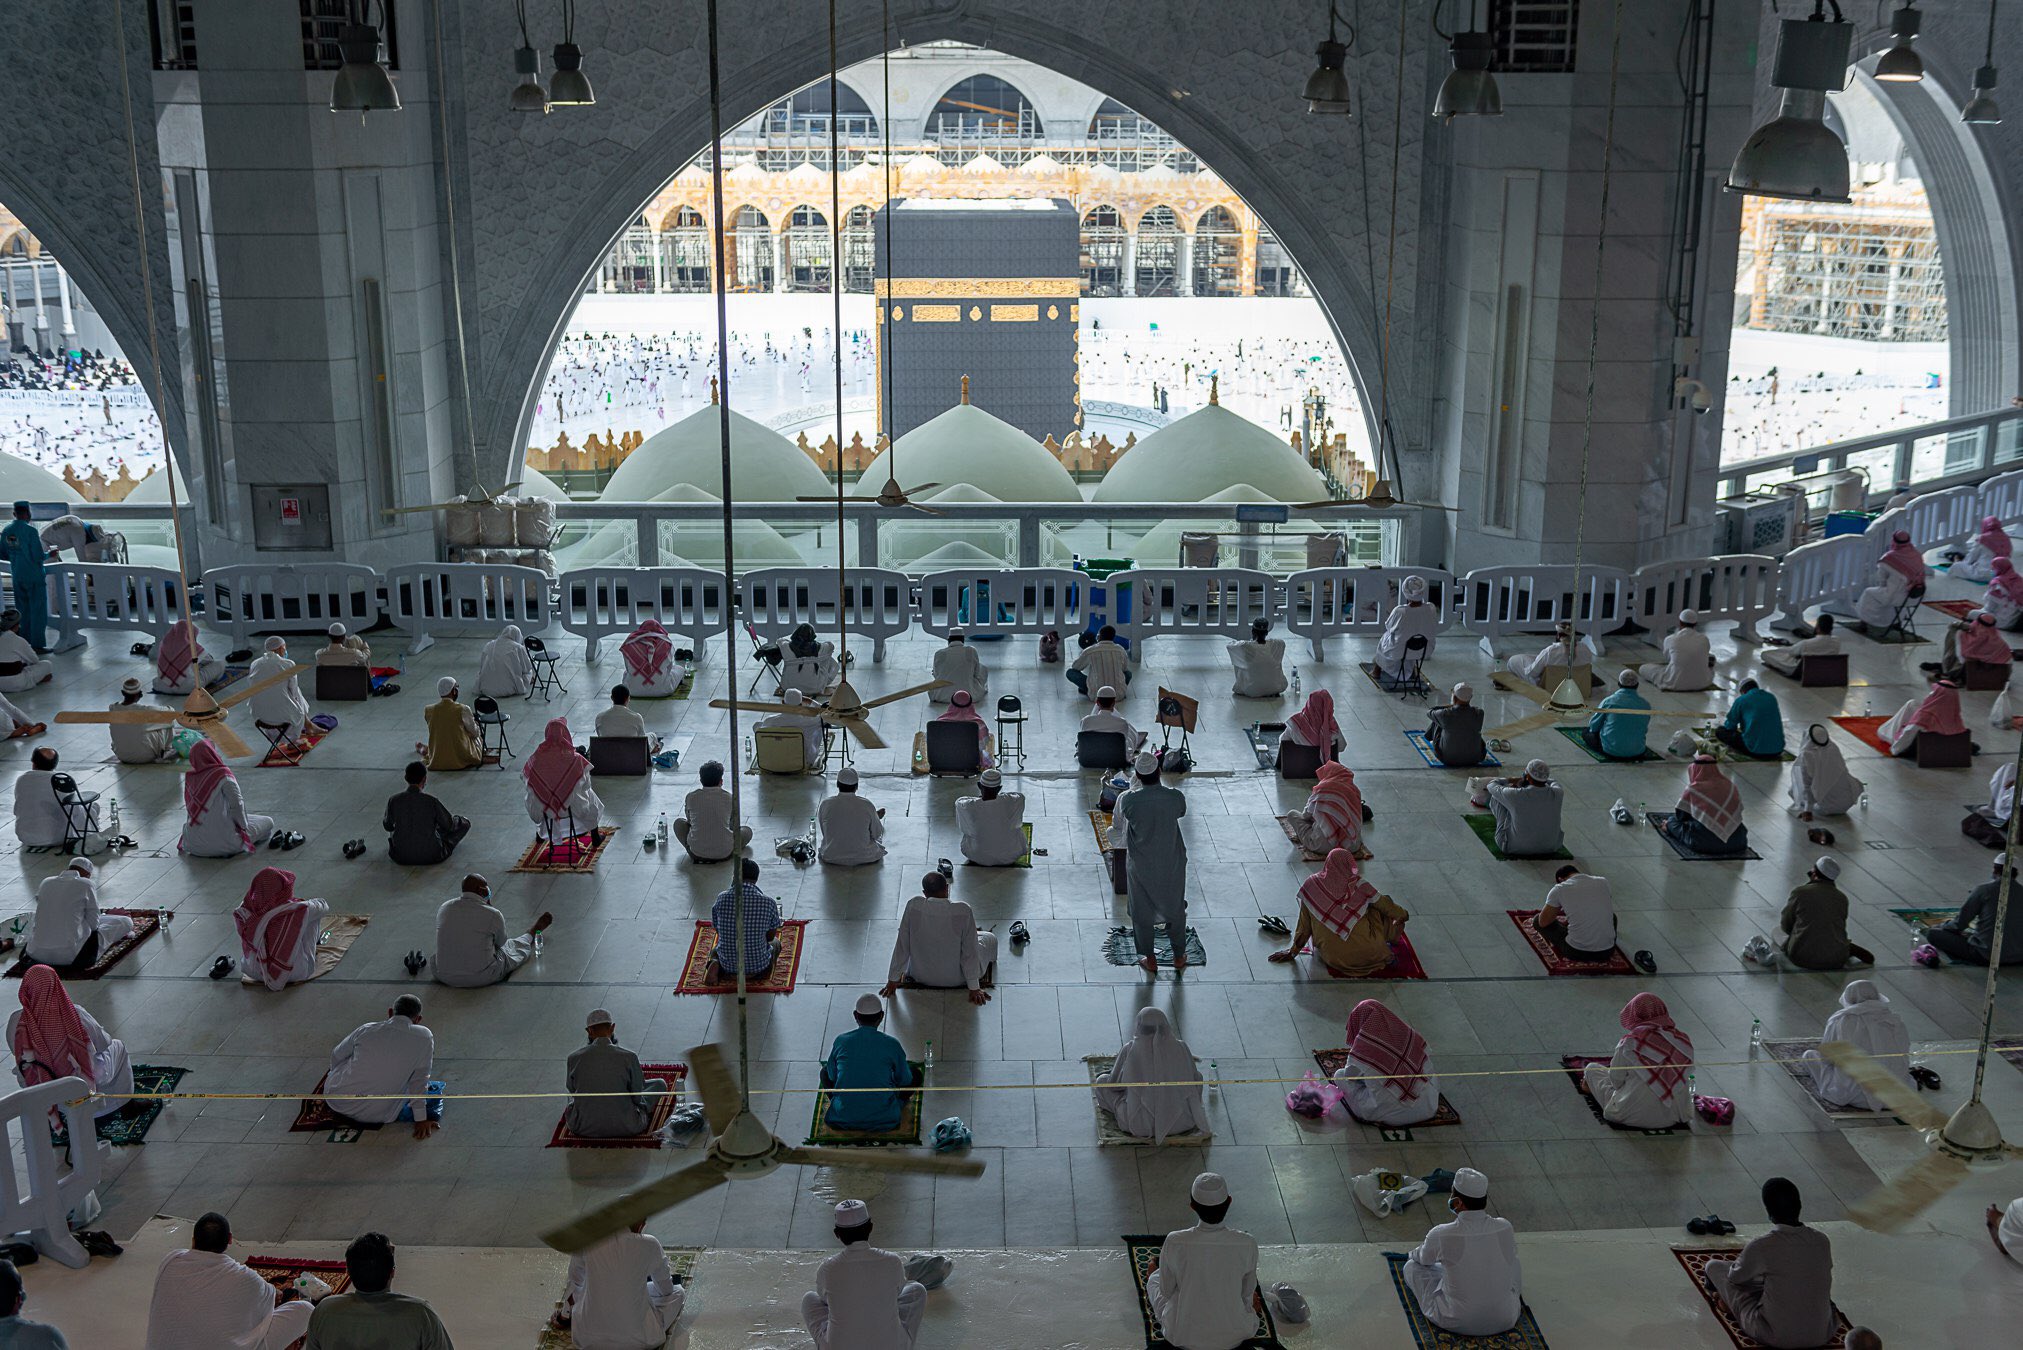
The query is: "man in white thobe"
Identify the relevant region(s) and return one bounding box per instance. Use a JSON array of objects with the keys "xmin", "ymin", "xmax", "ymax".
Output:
[
  {"xmin": 314, "ymin": 622, "xmax": 370, "ymax": 667},
  {"xmin": 1506, "ymin": 622, "xmax": 1589, "ymax": 687},
  {"xmin": 593, "ymin": 685, "xmax": 661, "ymax": 753},
  {"xmin": 0, "ymin": 611, "xmax": 52, "ymax": 691},
  {"xmin": 323, "ymin": 995, "xmax": 439, "ymax": 1137},
  {"xmin": 1763, "ymin": 612, "xmax": 1841, "ymax": 677},
  {"xmin": 13, "ymin": 747, "xmax": 87, "ymax": 848},
  {"xmin": 881, "ymin": 871, "xmax": 994, "ymax": 1004},
  {"xmin": 1080, "ymin": 686, "xmax": 1144, "ymax": 753},
  {"xmin": 1069, "ymin": 625, "xmax": 1133, "ymax": 700},
  {"xmin": 432, "ymin": 874, "xmax": 552, "ymax": 988},
  {"xmin": 758, "ymin": 688, "xmax": 826, "ymax": 770},
  {"xmin": 551, "ymin": 1221, "xmax": 684, "ymax": 1350},
  {"xmin": 246, "ymin": 636, "xmax": 310, "ymax": 744},
  {"xmin": 24, "ymin": 857, "xmax": 132, "ymax": 967},
  {"xmin": 929, "ymin": 630, "xmax": 988, "ymax": 705},
  {"xmin": 802, "ymin": 1200, "xmax": 928, "ymax": 1350},
  {"xmin": 955, "ymin": 767, "xmax": 1027, "ymax": 866},
  {"xmin": 1637, "ymin": 609, "xmax": 1714, "ymax": 691},
  {"xmin": 1403, "ymin": 1167, "xmax": 1522, "ymax": 1337},
  {"xmin": 1145, "ymin": 1172, "xmax": 1259, "ymax": 1350},
  {"xmin": 819, "ymin": 767, "xmax": 885, "ymax": 866},
  {"xmin": 1373, "ymin": 574, "xmax": 1441, "ymax": 680},
  {"xmin": 143, "ymin": 1210, "xmax": 323, "ymax": 1350},
  {"xmin": 675, "ymin": 760, "xmax": 751, "ymax": 862},
  {"xmin": 108, "ymin": 676, "xmax": 176, "ymax": 762},
  {"xmin": 1225, "ymin": 617, "xmax": 1288, "ymax": 698}
]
